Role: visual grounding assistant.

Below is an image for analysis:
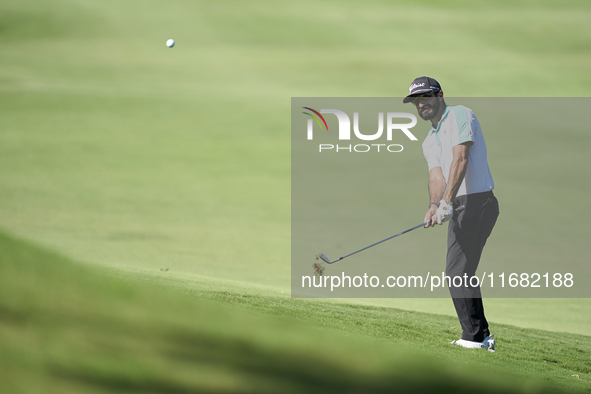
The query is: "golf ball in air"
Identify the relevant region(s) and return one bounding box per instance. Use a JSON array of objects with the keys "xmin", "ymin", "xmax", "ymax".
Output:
[{"xmin": 166, "ymin": 39, "xmax": 175, "ymax": 48}]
